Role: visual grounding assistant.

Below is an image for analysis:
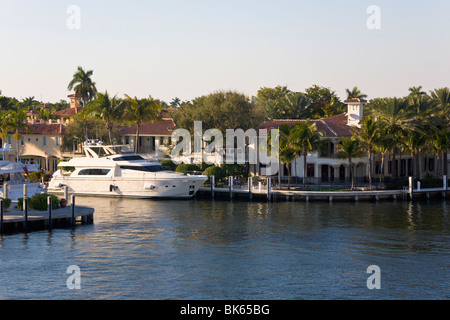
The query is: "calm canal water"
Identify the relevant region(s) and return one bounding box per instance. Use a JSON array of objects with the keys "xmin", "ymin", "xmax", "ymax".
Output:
[{"xmin": 0, "ymin": 197, "xmax": 448, "ymax": 300}]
